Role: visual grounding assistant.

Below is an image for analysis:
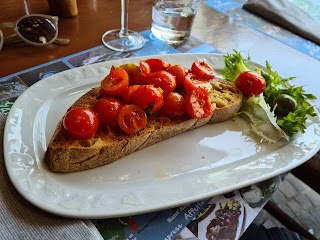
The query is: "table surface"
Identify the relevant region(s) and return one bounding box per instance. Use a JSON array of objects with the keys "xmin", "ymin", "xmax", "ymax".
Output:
[
  {"xmin": 1, "ymin": 0, "xmax": 320, "ymax": 239},
  {"xmin": 1, "ymin": 0, "xmax": 320, "ymax": 107},
  {"xmin": 0, "ymin": 0, "xmax": 153, "ymax": 78}
]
